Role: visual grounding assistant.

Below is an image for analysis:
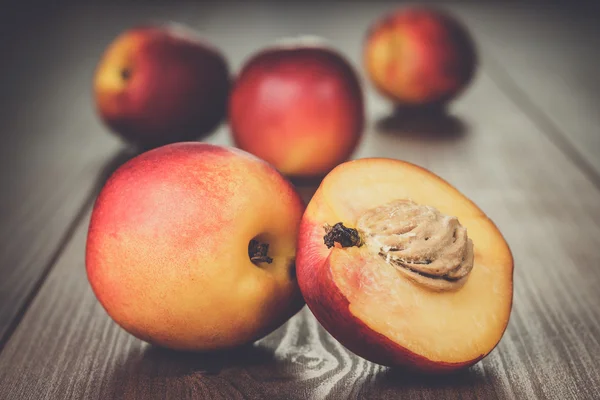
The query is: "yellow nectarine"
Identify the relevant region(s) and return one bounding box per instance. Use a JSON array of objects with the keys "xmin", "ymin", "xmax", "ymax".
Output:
[
  {"xmin": 86, "ymin": 143, "xmax": 305, "ymax": 350},
  {"xmin": 364, "ymin": 7, "xmax": 477, "ymax": 106}
]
